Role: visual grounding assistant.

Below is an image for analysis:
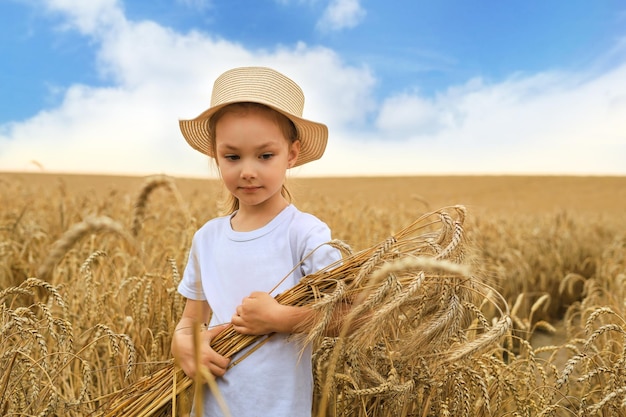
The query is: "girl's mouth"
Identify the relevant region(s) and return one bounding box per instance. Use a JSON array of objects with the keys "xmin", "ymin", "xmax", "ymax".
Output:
[{"xmin": 239, "ymin": 186, "xmax": 262, "ymax": 192}]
